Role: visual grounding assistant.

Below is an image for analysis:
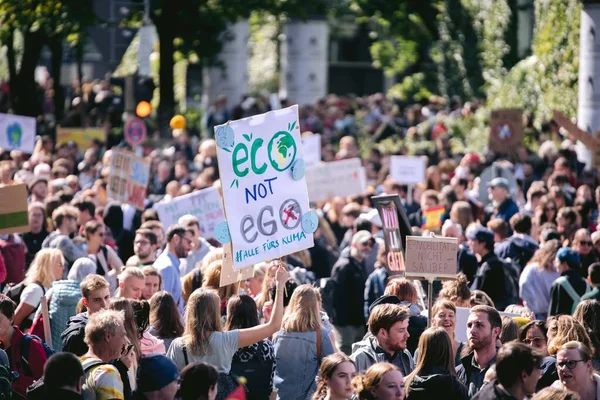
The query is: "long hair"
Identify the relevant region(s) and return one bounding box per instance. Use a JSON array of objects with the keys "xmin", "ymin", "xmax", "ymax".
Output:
[
  {"xmin": 132, "ymin": 300, "xmax": 150, "ymax": 335},
  {"xmin": 282, "ymin": 284, "xmax": 322, "ymax": 333},
  {"xmin": 224, "ymin": 295, "xmax": 259, "ymax": 331},
  {"xmin": 109, "ymin": 298, "xmax": 141, "ymax": 358},
  {"xmin": 149, "ymin": 291, "xmax": 184, "ymax": 339},
  {"xmin": 573, "ymin": 300, "xmax": 600, "ymax": 359},
  {"xmin": 352, "ymin": 362, "xmax": 400, "ymax": 400},
  {"xmin": 202, "ymin": 260, "xmax": 238, "ymax": 304},
  {"xmin": 547, "ymin": 315, "xmax": 594, "ymax": 356},
  {"xmin": 26, "ymin": 248, "xmax": 63, "ymax": 287},
  {"xmin": 405, "ymin": 327, "xmax": 454, "ymax": 394},
  {"xmin": 185, "ymin": 289, "xmax": 222, "ymax": 355},
  {"xmin": 527, "ymin": 239, "xmax": 559, "ymax": 271},
  {"xmin": 311, "ymin": 353, "xmax": 355, "ymax": 400}
]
